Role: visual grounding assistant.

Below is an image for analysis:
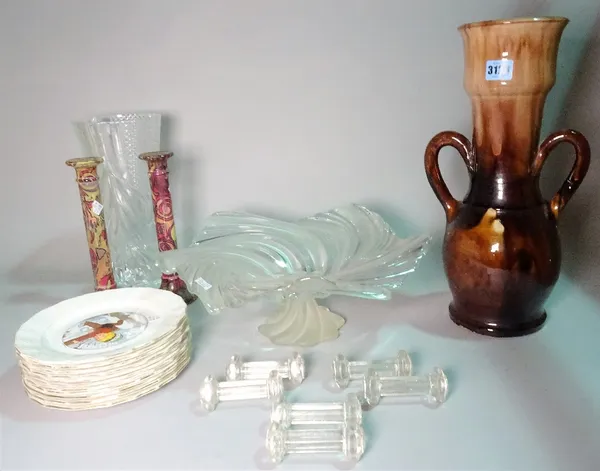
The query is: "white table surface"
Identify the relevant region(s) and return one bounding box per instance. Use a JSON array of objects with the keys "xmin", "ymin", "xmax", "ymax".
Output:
[{"xmin": 1, "ymin": 272, "xmax": 599, "ymax": 471}]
